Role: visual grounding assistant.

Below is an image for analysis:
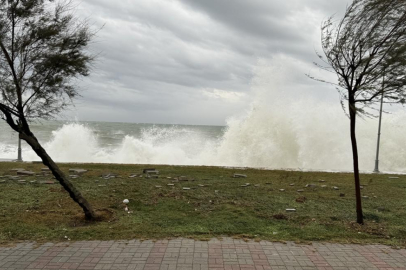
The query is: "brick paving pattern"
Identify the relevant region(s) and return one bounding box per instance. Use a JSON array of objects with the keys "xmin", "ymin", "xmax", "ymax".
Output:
[{"xmin": 0, "ymin": 238, "xmax": 406, "ymax": 269}]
